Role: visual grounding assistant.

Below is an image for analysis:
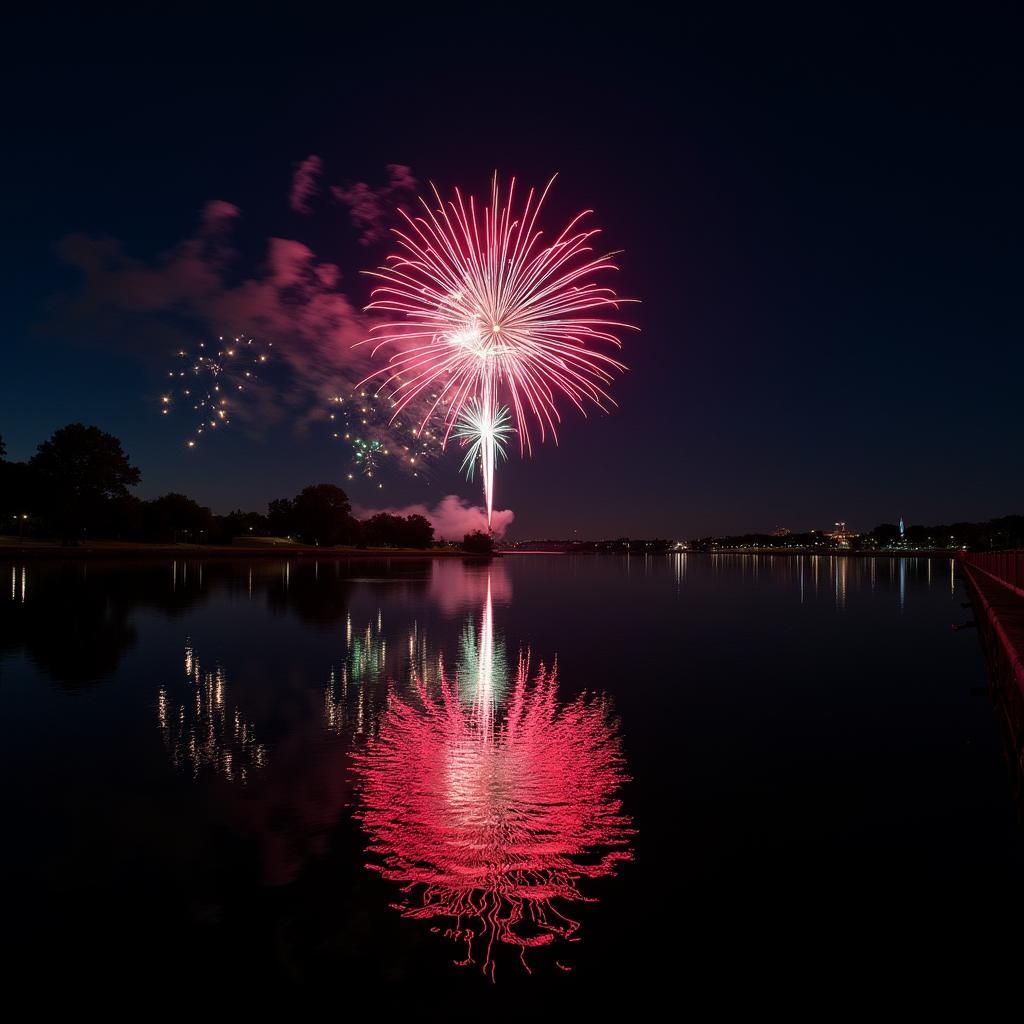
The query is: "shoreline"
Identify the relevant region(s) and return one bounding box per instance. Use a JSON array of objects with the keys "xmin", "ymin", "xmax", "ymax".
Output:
[
  {"xmin": 0, "ymin": 540, "xmax": 485, "ymax": 560},
  {"xmin": 505, "ymin": 547, "xmax": 960, "ymax": 558},
  {"xmin": 0, "ymin": 539, "xmax": 963, "ymax": 560}
]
